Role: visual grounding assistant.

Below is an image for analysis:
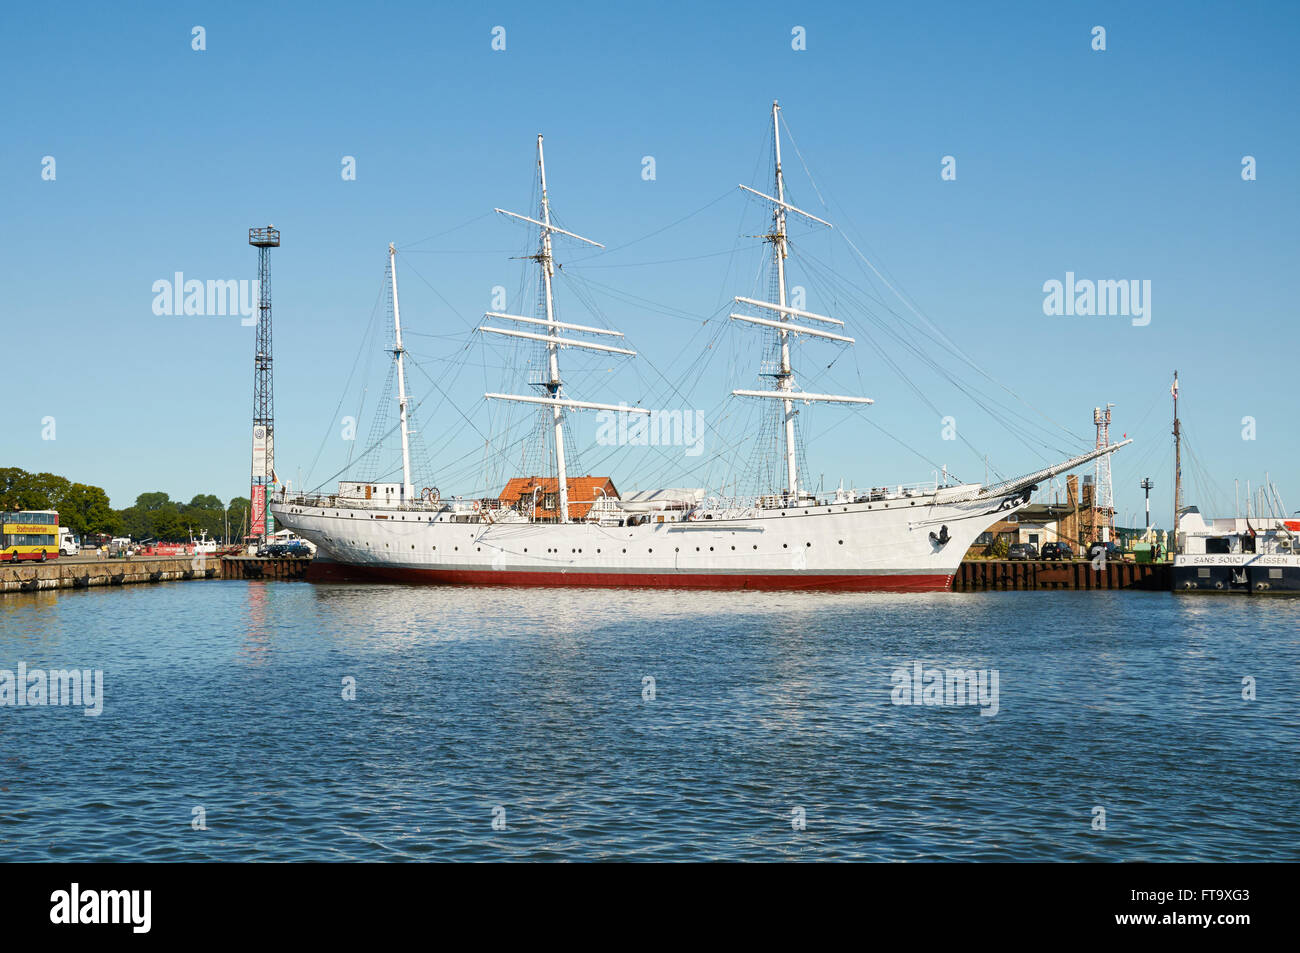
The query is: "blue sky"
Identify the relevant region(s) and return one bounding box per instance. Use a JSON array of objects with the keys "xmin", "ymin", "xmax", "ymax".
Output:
[{"xmin": 4, "ymin": 1, "xmax": 1297, "ymax": 527}]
